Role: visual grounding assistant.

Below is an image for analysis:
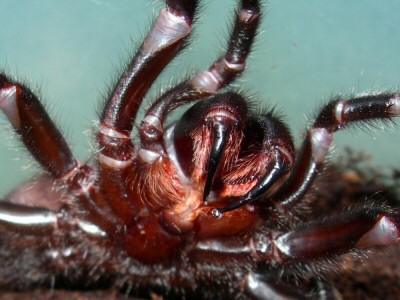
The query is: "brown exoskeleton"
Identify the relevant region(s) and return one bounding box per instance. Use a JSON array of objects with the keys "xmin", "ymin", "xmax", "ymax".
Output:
[{"xmin": 0, "ymin": 1, "xmax": 400, "ymax": 299}]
